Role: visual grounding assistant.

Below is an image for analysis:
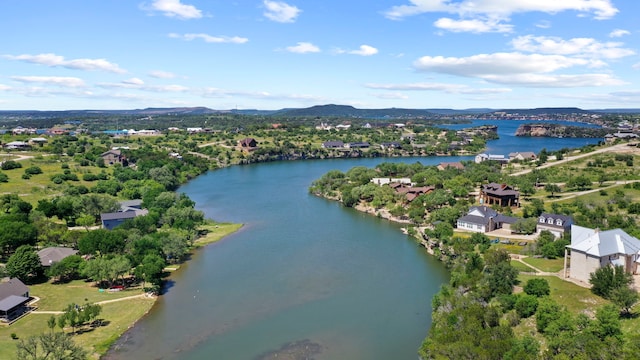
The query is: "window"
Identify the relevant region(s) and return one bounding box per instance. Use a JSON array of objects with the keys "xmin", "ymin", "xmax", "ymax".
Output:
[
  {"xmin": 547, "ymin": 218, "xmax": 553, "ymax": 224},
  {"xmin": 539, "ymin": 217, "xmax": 545, "ymax": 223},
  {"xmin": 555, "ymin": 219, "xmax": 563, "ymax": 226}
]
